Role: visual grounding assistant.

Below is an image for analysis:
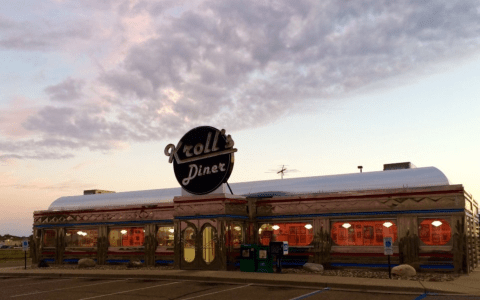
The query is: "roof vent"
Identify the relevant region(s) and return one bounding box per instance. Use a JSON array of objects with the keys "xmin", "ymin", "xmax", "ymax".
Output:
[
  {"xmin": 84, "ymin": 189, "xmax": 115, "ymax": 195},
  {"xmin": 383, "ymin": 162, "xmax": 416, "ymax": 171}
]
